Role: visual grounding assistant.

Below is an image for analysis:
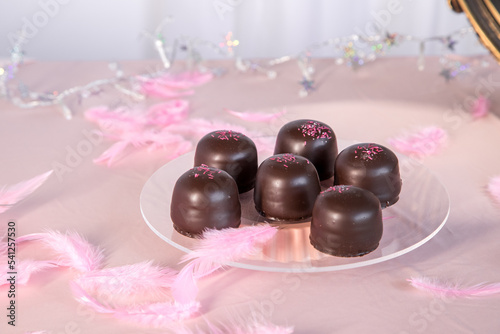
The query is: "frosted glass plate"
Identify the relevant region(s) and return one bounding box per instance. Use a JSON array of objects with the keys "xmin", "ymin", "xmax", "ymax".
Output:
[{"xmin": 140, "ymin": 140, "xmax": 450, "ymax": 273}]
